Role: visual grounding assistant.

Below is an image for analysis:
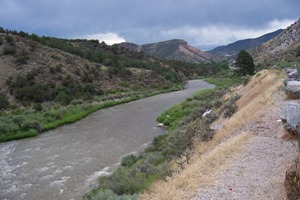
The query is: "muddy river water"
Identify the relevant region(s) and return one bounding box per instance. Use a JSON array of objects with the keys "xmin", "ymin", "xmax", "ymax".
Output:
[{"xmin": 0, "ymin": 80, "xmax": 214, "ymax": 200}]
